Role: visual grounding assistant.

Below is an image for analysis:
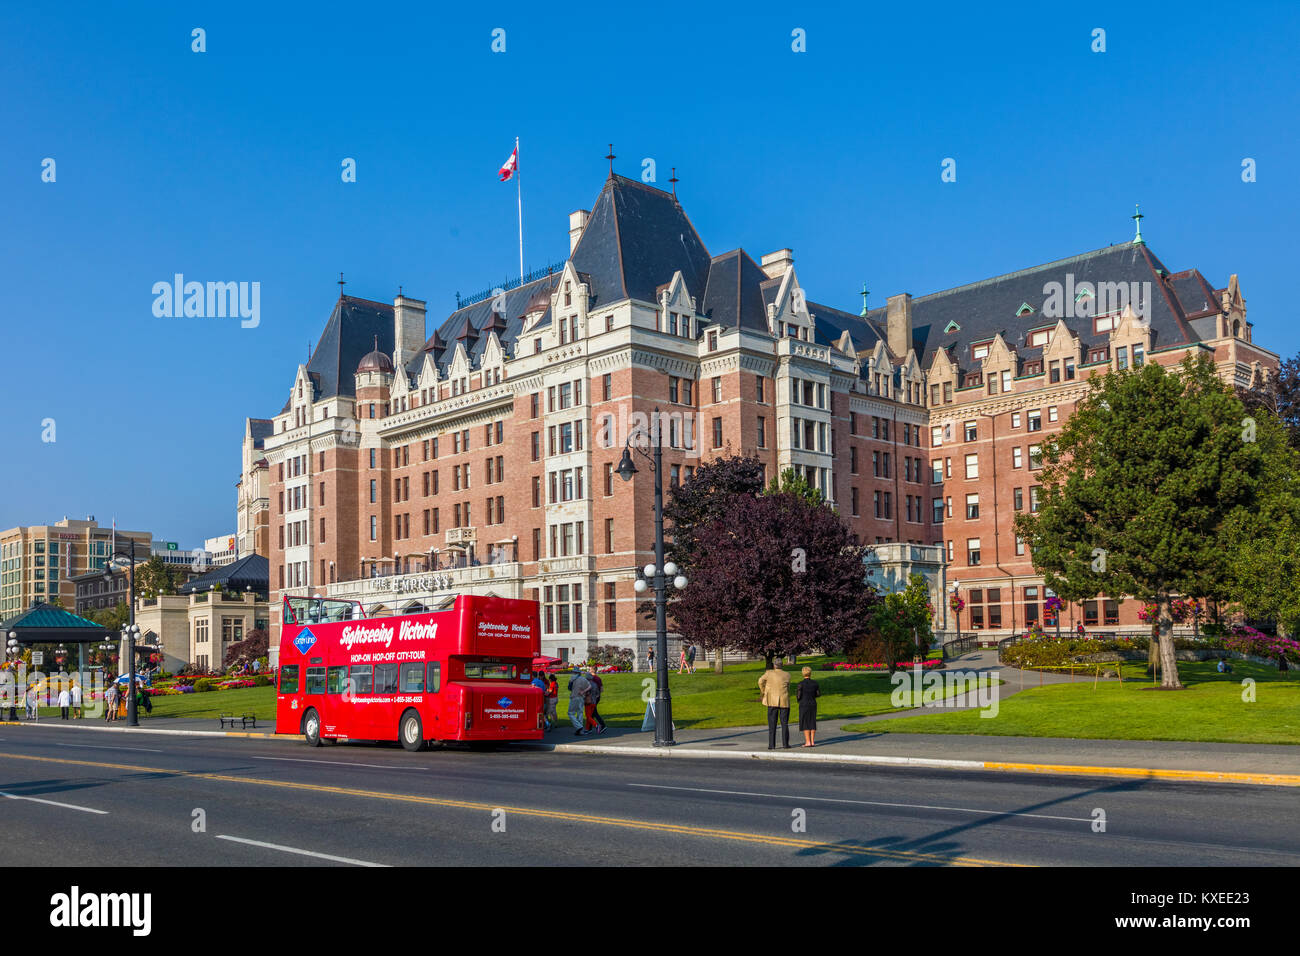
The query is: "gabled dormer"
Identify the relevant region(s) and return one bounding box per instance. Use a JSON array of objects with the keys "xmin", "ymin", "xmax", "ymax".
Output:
[
  {"xmin": 1220, "ymin": 274, "xmax": 1248, "ymax": 340},
  {"xmin": 927, "ymin": 346, "xmax": 958, "ymax": 407},
  {"xmin": 834, "ymin": 329, "xmax": 858, "ymax": 360},
  {"xmin": 1040, "ymin": 319, "xmax": 1080, "ymax": 384},
  {"xmin": 658, "ymin": 270, "xmax": 697, "ymax": 338},
  {"xmin": 480, "ymin": 331, "xmax": 506, "ymax": 386},
  {"xmin": 1109, "ymin": 304, "xmax": 1153, "ymax": 368},
  {"xmin": 446, "ymin": 342, "xmax": 472, "ymax": 397},
  {"xmin": 766, "ymin": 267, "xmax": 815, "ymax": 341},
  {"xmin": 980, "ymin": 333, "xmax": 1017, "ymax": 396}
]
